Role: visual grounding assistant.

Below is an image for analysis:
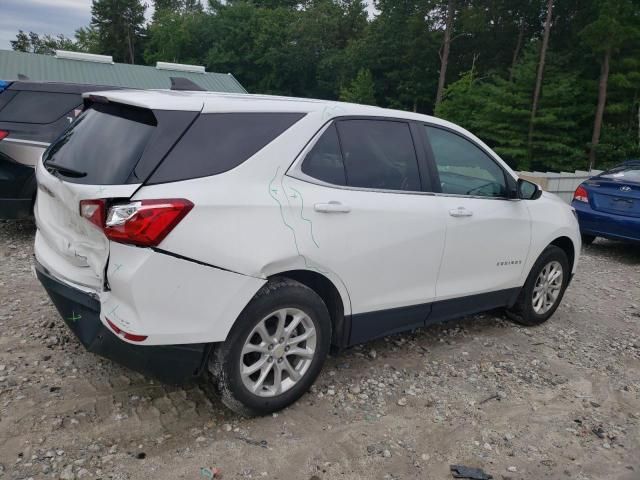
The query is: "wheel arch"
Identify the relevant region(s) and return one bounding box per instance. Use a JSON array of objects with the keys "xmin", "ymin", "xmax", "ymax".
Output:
[
  {"xmin": 269, "ymin": 269, "xmax": 351, "ymax": 348},
  {"xmin": 549, "ymin": 236, "xmax": 576, "ymax": 272}
]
